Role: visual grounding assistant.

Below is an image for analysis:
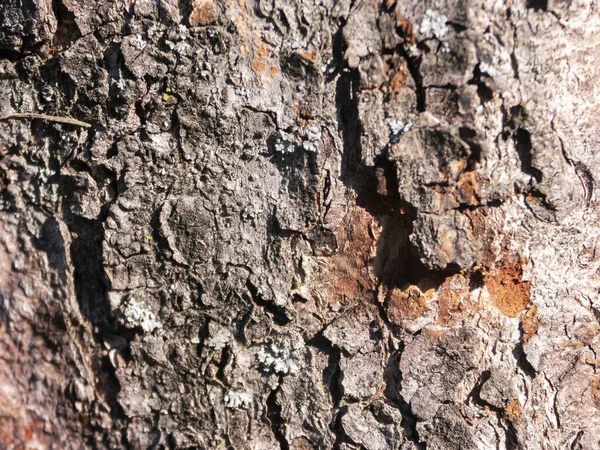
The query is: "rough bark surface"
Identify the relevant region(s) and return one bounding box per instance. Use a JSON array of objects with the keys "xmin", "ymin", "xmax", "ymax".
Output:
[{"xmin": 1, "ymin": 0, "xmax": 599, "ymax": 448}]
